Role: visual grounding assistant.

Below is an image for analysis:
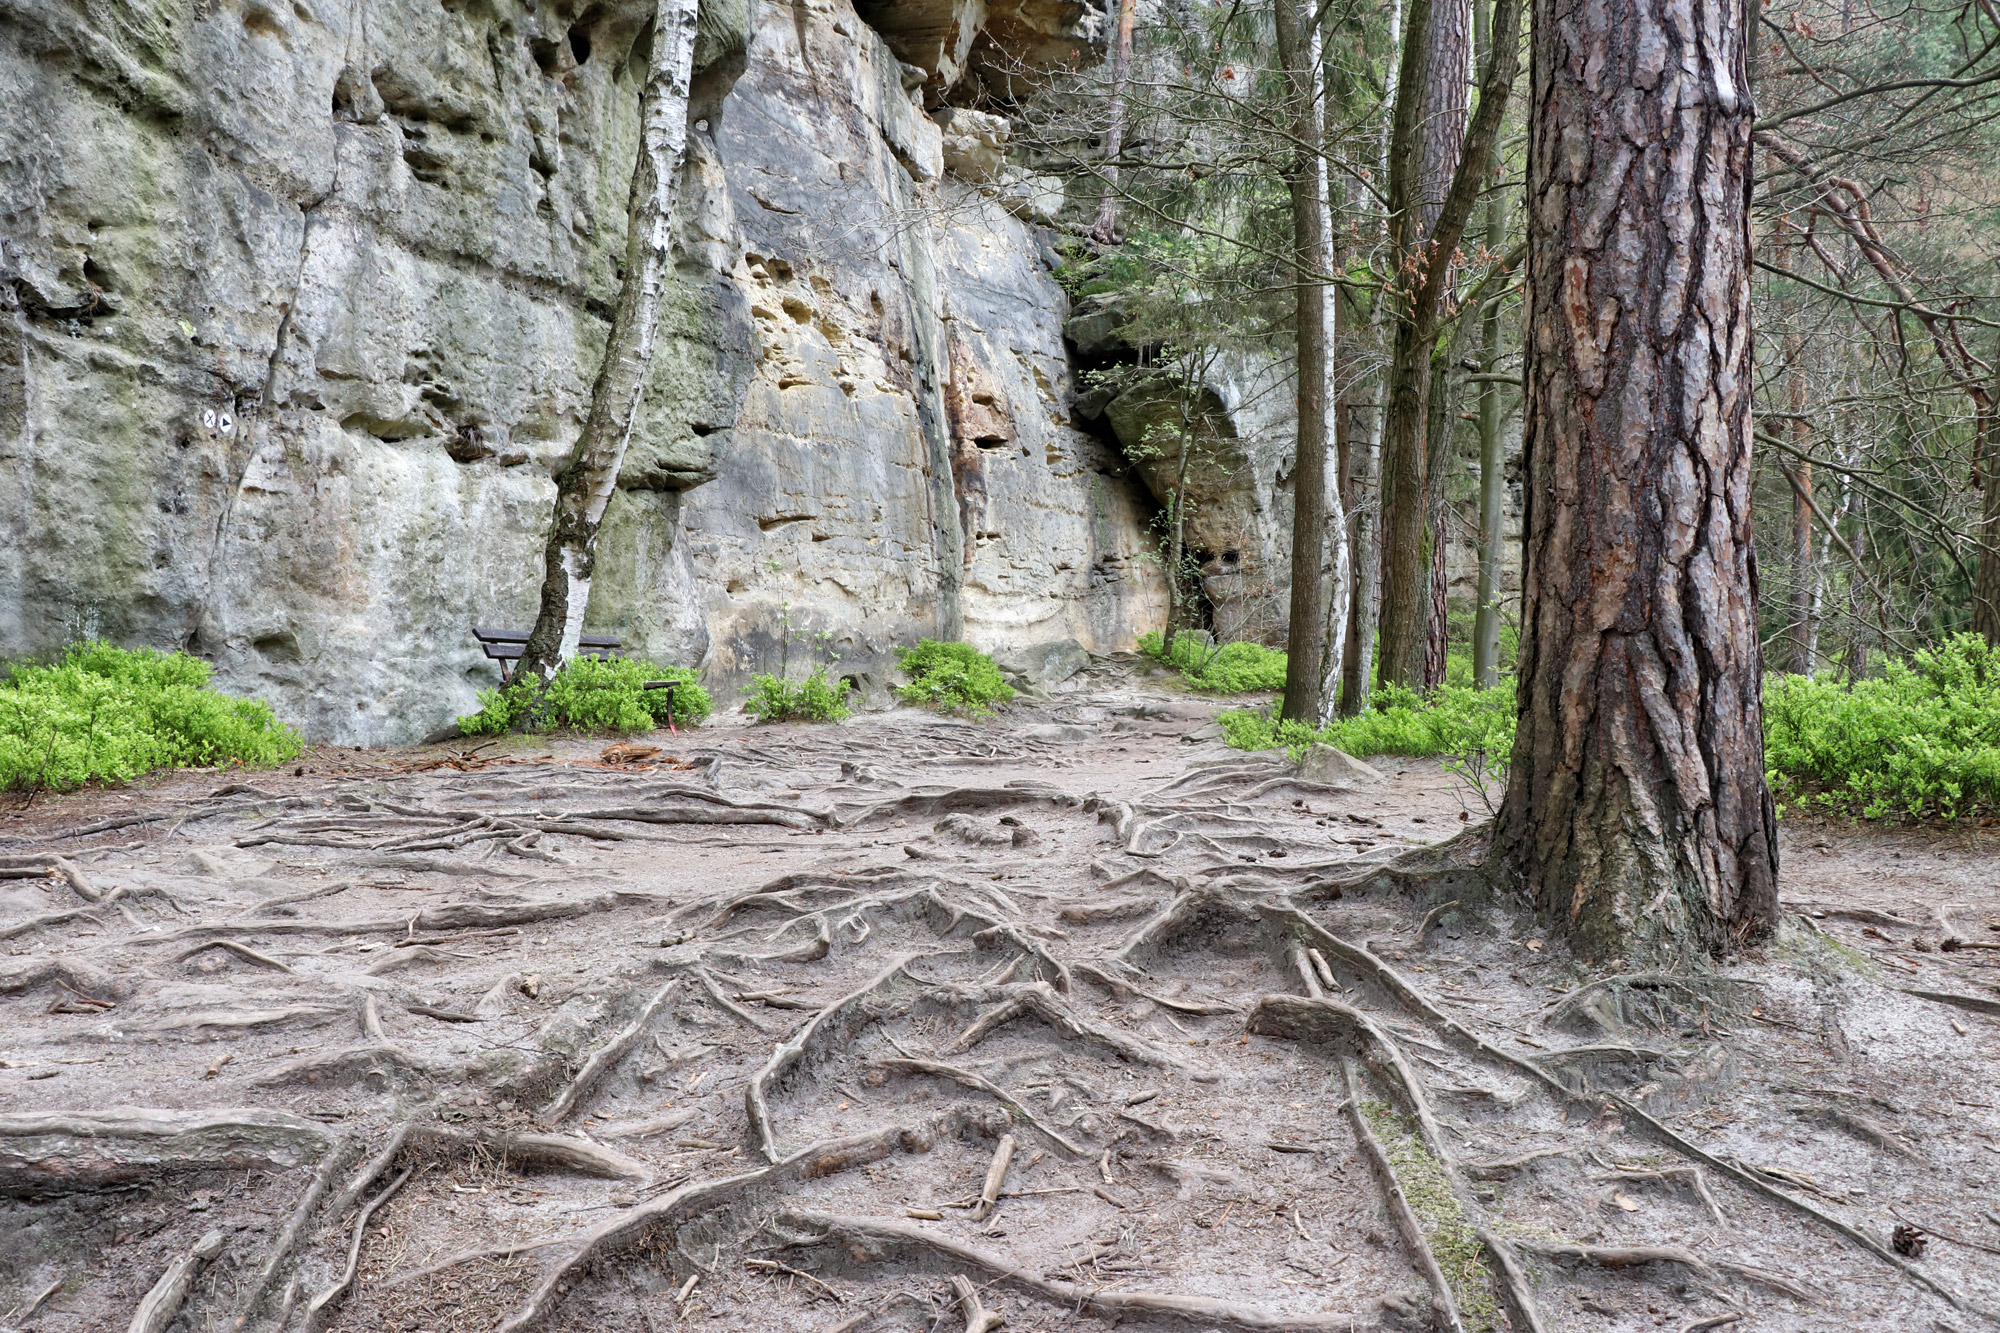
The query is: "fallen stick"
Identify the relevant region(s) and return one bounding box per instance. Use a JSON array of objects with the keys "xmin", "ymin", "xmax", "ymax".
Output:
[
  {"xmin": 543, "ymin": 978, "xmax": 682, "ymax": 1123},
  {"xmin": 971, "ymin": 1134, "xmax": 1016, "ymax": 1223},
  {"xmin": 128, "ymin": 1229, "xmax": 225, "ymax": 1333}
]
